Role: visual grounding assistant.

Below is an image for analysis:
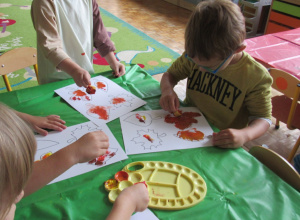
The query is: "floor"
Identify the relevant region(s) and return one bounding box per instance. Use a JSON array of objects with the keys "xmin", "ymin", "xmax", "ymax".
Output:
[{"xmin": 98, "ymin": 0, "xmax": 299, "ymax": 162}]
